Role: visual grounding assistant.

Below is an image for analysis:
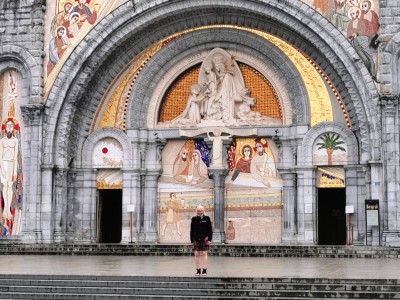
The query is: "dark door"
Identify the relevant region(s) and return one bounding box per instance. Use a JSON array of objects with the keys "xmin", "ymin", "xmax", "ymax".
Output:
[
  {"xmin": 317, "ymin": 188, "xmax": 346, "ymax": 245},
  {"xmin": 97, "ymin": 189, "xmax": 122, "ymax": 243}
]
